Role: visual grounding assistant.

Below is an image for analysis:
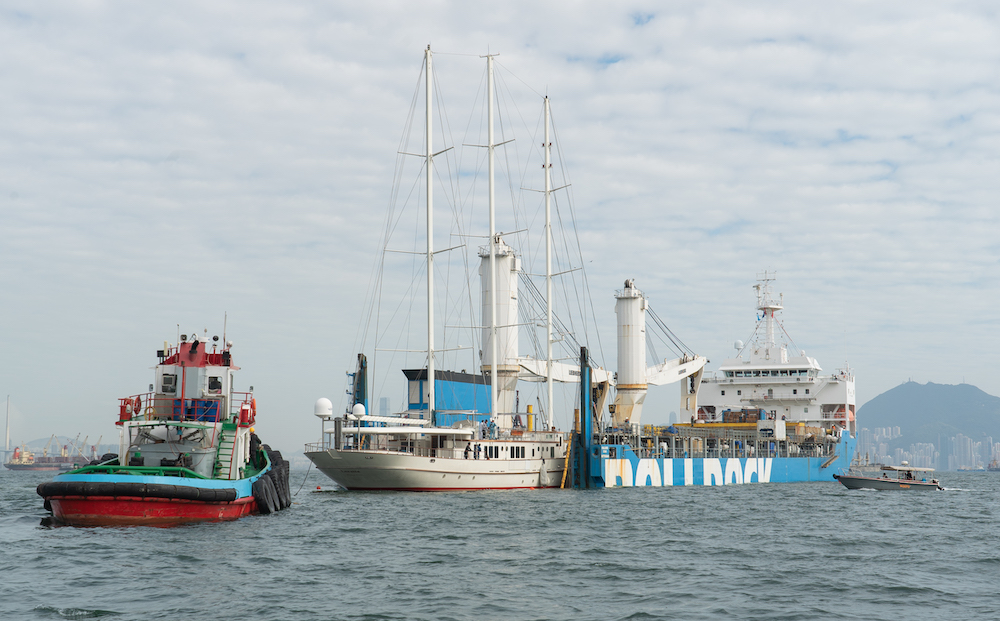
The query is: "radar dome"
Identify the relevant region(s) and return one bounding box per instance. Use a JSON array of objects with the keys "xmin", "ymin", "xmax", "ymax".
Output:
[
  {"xmin": 351, "ymin": 403, "xmax": 367, "ymax": 418},
  {"xmin": 314, "ymin": 398, "xmax": 333, "ymax": 419},
  {"xmin": 734, "ymin": 340, "xmax": 744, "ymax": 350}
]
